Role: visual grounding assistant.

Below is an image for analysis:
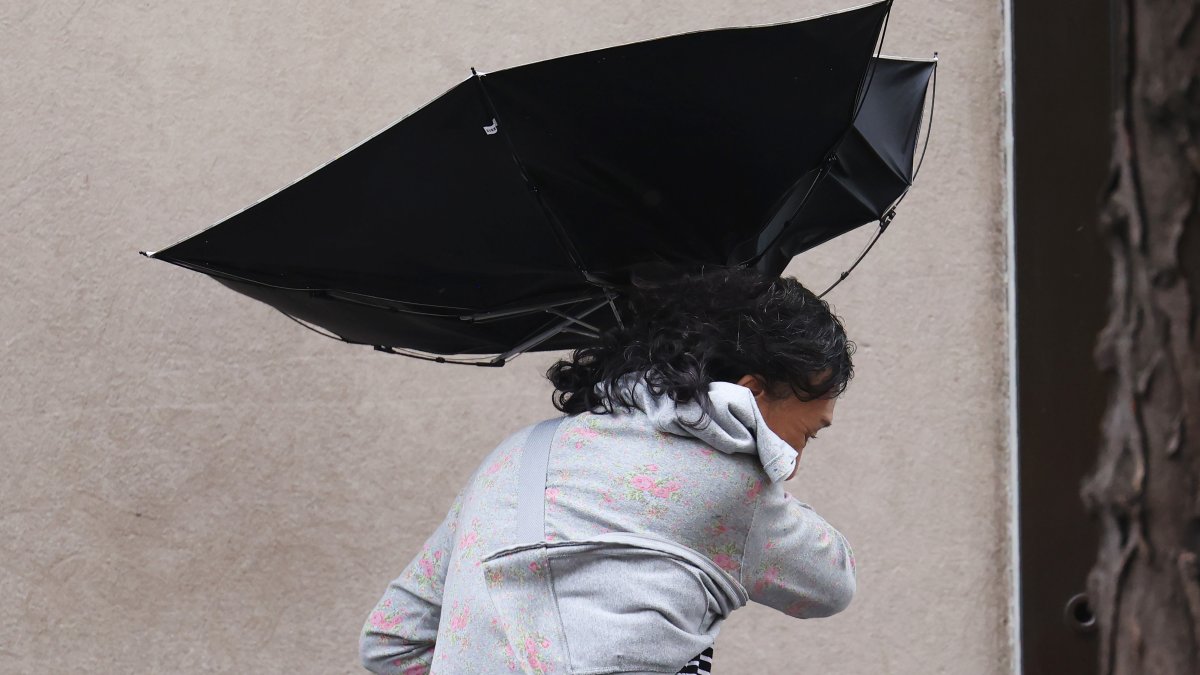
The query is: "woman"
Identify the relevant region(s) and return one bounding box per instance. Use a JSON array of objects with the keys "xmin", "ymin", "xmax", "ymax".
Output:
[{"xmin": 360, "ymin": 266, "xmax": 857, "ymax": 674}]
